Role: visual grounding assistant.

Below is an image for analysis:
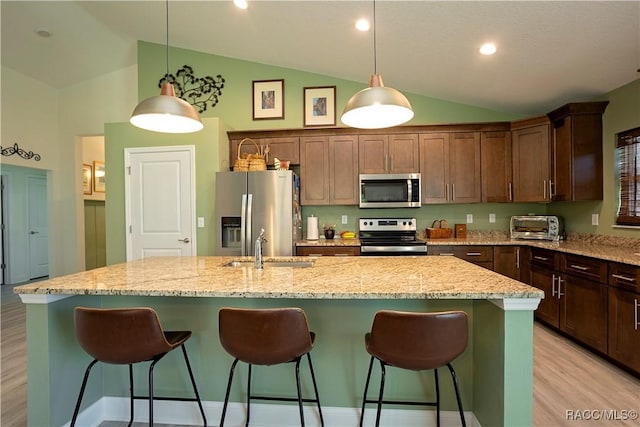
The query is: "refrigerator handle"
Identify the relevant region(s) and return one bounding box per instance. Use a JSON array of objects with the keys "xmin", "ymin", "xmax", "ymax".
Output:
[
  {"xmin": 246, "ymin": 194, "xmax": 253, "ymax": 255},
  {"xmin": 241, "ymin": 194, "xmax": 248, "ymax": 256}
]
